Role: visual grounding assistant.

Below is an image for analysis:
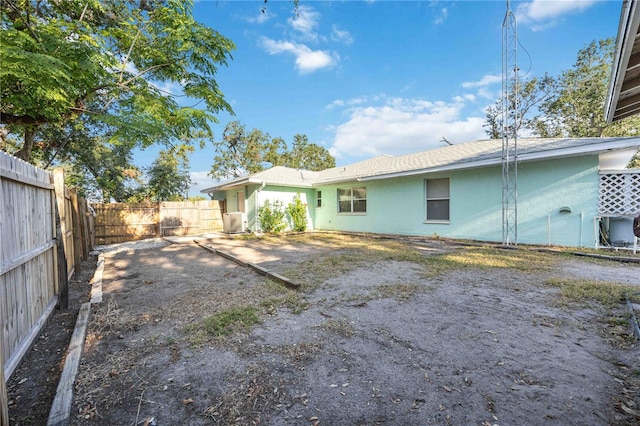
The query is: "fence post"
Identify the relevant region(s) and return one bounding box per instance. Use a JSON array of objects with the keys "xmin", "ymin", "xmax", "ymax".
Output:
[
  {"xmin": 69, "ymin": 189, "xmax": 82, "ymax": 274},
  {"xmin": 157, "ymin": 202, "xmax": 162, "ymax": 237},
  {"xmin": 79, "ymin": 197, "xmax": 90, "ymax": 259},
  {"xmin": 53, "ymin": 169, "xmax": 69, "ymax": 309}
]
